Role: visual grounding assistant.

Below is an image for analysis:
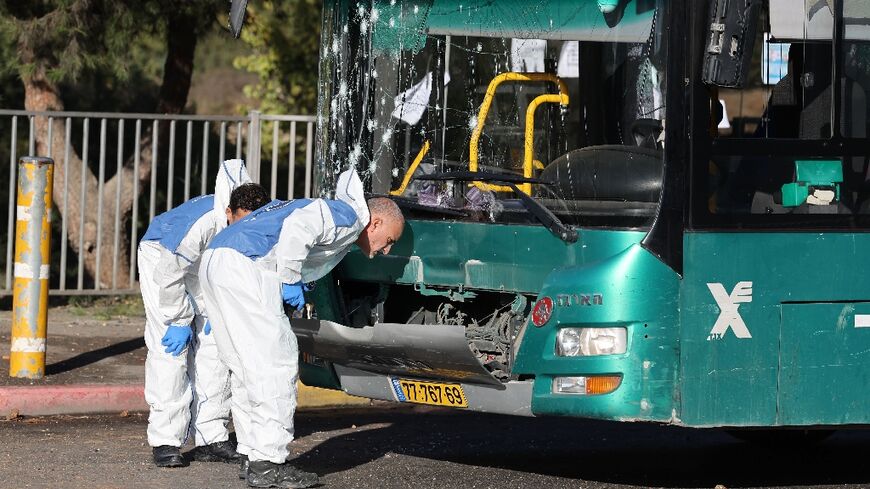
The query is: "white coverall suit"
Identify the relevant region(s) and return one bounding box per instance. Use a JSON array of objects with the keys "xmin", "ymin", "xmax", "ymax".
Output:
[
  {"xmin": 199, "ymin": 169, "xmax": 369, "ymax": 463},
  {"xmin": 139, "ymin": 159, "xmax": 252, "ymax": 448}
]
